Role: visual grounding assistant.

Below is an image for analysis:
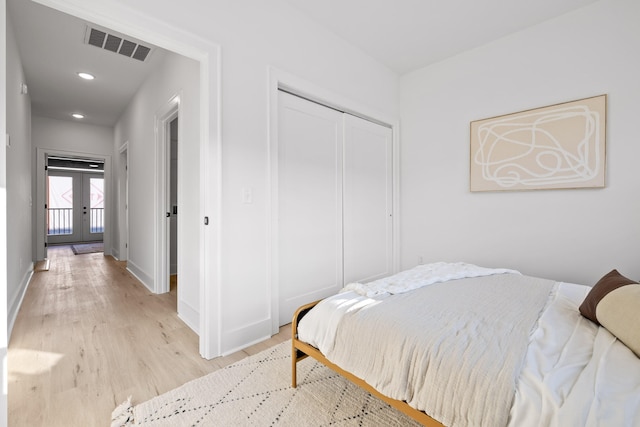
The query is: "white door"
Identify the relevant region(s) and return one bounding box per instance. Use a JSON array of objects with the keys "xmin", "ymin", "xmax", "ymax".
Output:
[
  {"xmin": 277, "ymin": 91, "xmax": 344, "ymax": 325},
  {"xmin": 343, "ymin": 114, "xmax": 393, "ymax": 284}
]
